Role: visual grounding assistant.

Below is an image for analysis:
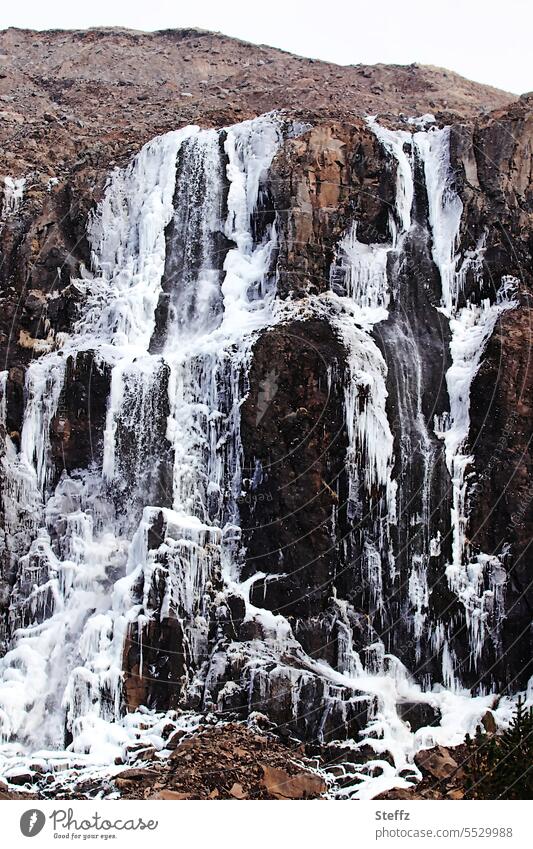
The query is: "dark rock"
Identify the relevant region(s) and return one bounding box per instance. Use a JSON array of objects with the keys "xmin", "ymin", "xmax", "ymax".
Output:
[
  {"xmin": 5, "ymin": 771, "xmax": 34, "ymax": 786},
  {"xmin": 398, "ymin": 702, "xmax": 441, "ymax": 731},
  {"xmin": 166, "ymin": 729, "xmax": 186, "ymax": 749}
]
